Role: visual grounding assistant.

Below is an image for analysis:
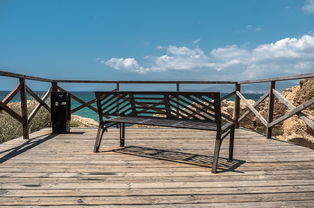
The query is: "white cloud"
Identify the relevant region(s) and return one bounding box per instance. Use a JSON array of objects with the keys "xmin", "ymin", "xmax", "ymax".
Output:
[
  {"xmin": 102, "ymin": 58, "xmax": 147, "ymax": 73},
  {"xmin": 303, "ymin": 0, "xmax": 314, "ymax": 14},
  {"xmin": 99, "ymin": 35, "xmax": 314, "ymax": 78}
]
